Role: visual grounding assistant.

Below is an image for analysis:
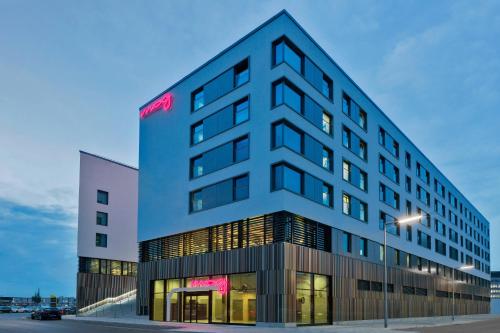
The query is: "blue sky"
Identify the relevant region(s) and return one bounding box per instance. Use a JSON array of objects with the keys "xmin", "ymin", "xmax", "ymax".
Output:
[{"xmin": 0, "ymin": 0, "xmax": 499, "ymax": 297}]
